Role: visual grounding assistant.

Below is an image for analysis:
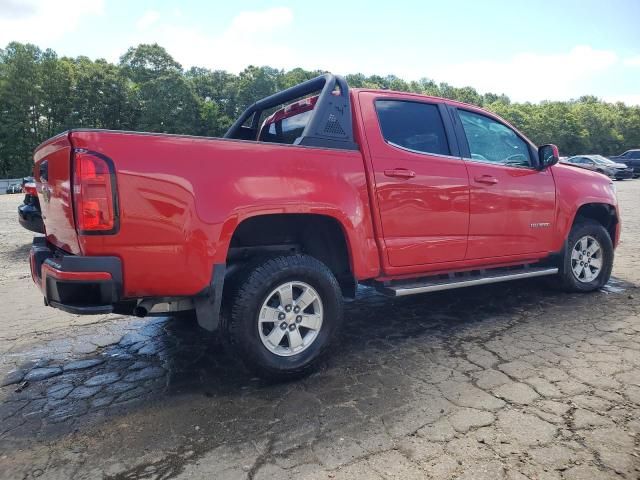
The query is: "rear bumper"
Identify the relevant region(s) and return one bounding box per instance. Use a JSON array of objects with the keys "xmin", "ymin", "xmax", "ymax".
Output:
[
  {"xmin": 18, "ymin": 202, "xmax": 44, "ymax": 234},
  {"xmin": 30, "ymin": 237, "xmax": 122, "ymax": 314}
]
